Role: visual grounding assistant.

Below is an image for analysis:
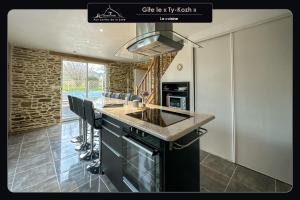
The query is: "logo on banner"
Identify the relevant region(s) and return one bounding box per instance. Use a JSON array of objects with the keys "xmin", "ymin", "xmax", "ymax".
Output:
[{"xmin": 93, "ymin": 5, "xmax": 125, "ymax": 22}]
